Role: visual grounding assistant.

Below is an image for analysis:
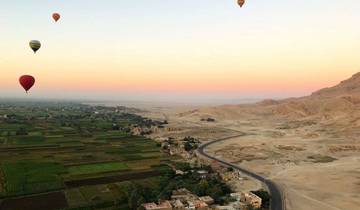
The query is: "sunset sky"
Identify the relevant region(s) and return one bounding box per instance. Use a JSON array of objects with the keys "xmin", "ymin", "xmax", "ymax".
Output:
[{"xmin": 1, "ymin": 0, "xmax": 360, "ymax": 103}]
